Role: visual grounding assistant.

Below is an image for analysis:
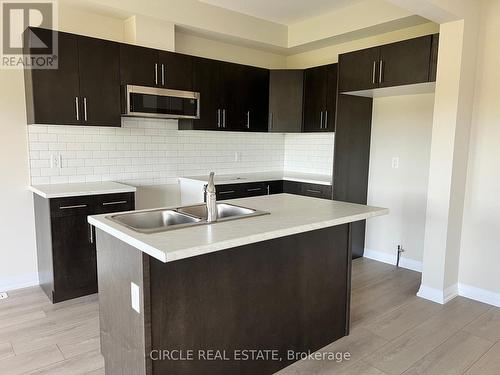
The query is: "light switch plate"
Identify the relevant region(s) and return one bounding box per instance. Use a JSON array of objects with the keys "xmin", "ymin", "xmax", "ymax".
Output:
[{"xmin": 131, "ymin": 282, "xmax": 140, "ymax": 313}]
